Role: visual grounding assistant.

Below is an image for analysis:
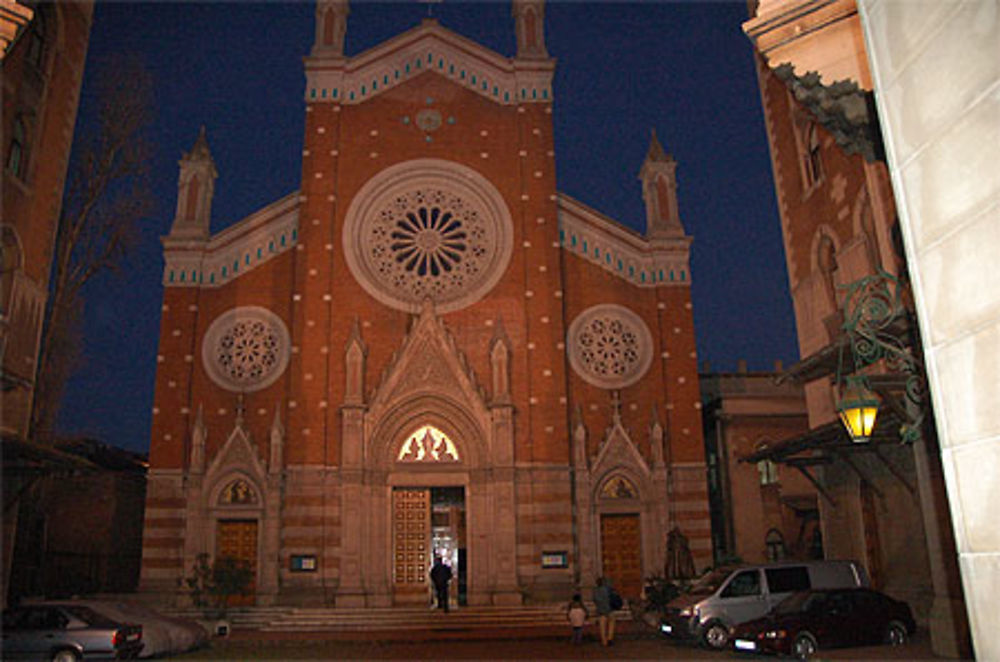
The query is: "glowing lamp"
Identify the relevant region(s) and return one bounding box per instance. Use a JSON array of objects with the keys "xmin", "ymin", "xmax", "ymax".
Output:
[{"xmin": 837, "ymin": 375, "xmax": 879, "ymax": 443}]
